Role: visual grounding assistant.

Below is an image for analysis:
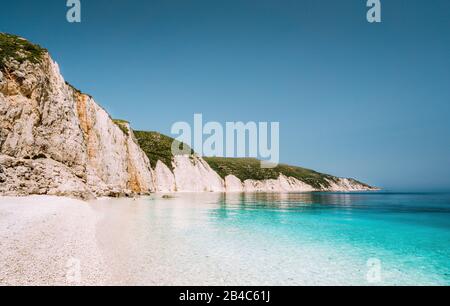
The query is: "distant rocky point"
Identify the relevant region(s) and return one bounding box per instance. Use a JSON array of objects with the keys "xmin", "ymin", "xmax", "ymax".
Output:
[{"xmin": 0, "ymin": 33, "xmax": 377, "ymax": 199}]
